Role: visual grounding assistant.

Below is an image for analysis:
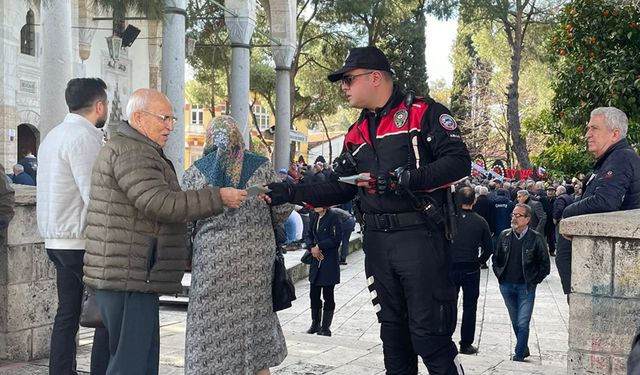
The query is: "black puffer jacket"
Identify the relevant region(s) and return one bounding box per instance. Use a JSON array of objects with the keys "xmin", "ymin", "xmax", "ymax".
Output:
[
  {"xmin": 493, "ymin": 228, "xmax": 550, "ymax": 289},
  {"xmin": 563, "ymin": 139, "xmax": 640, "ymax": 218}
]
